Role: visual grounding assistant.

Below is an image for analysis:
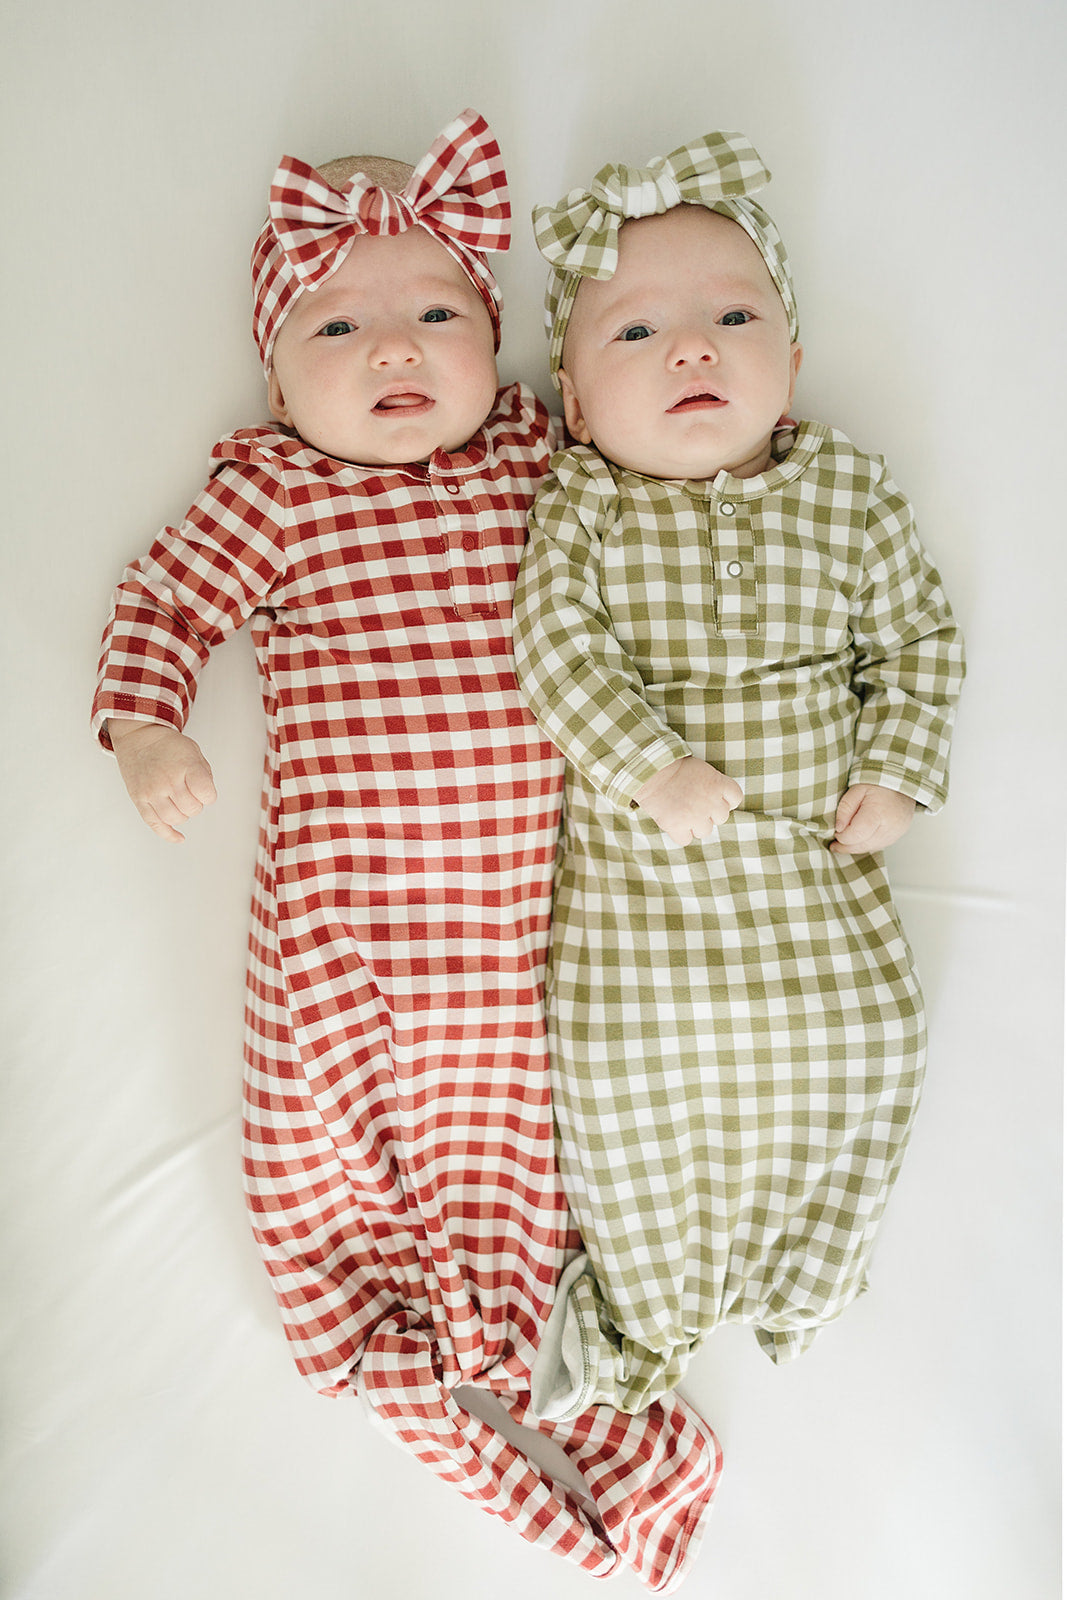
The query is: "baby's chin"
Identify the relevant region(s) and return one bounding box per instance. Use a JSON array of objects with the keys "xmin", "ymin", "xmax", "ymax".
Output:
[
  {"xmin": 299, "ymin": 421, "xmax": 491, "ymax": 468},
  {"xmin": 599, "ymin": 447, "xmax": 724, "ymax": 482},
  {"xmin": 597, "ymin": 438, "xmax": 775, "ymax": 483}
]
